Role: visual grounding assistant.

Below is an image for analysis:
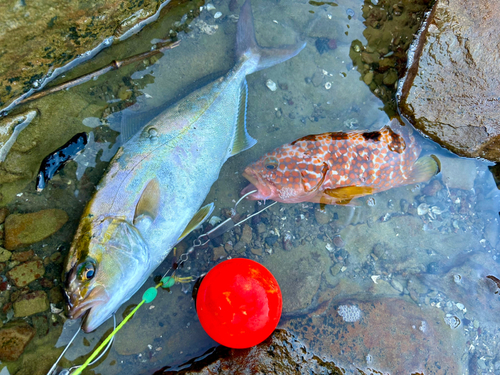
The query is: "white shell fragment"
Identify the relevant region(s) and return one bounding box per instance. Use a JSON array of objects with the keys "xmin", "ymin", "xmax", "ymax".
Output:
[
  {"xmin": 266, "ymin": 79, "xmax": 277, "ymax": 91},
  {"xmin": 214, "ymin": 11, "xmax": 222, "ymax": 19},
  {"xmin": 371, "ymin": 275, "xmax": 380, "ymax": 284},
  {"xmin": 417, "ymin": 203, "xmax": 429, "ymax": 215},
  {"xmin": 325, "ymin": 82, "xmax": 332, "ymax": 90},
  {"xmin": 206, "ymin": 3, "xmax": 215, "ymax": 11}
]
